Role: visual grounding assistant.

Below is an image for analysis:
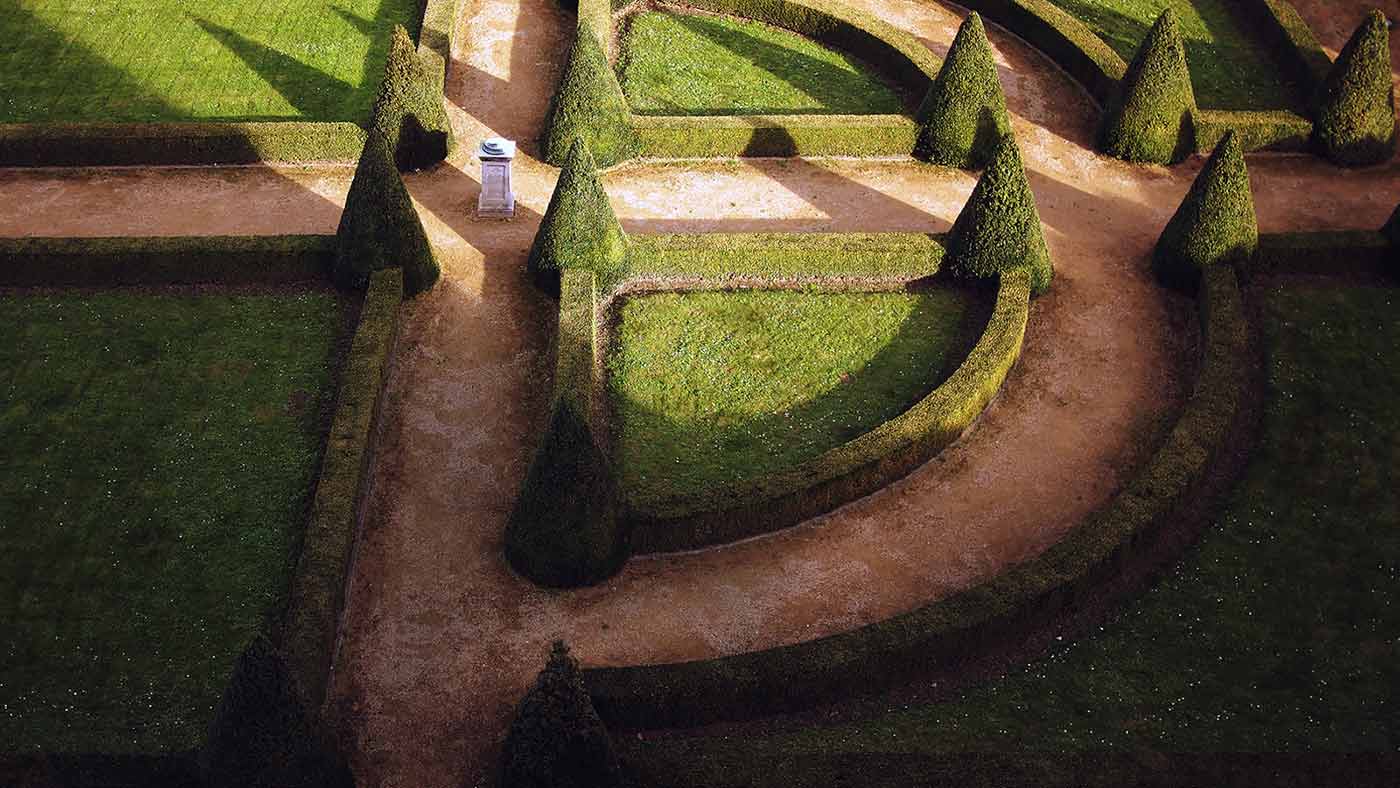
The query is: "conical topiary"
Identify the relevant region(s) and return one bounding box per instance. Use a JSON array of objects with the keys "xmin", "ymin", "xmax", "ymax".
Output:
[
  {"xmin": 1152, "ymin": 131, "xmax": 1257, "ymax": 291},
  {"xmin": 542, "ymin": 22, "xmax": 639, "ymax": 168},
  {"xmin": 499, "ymin": 641, "xmax": 621, "ymax": 788},
  {"xmin": 369, "ymin": 25, "xmax": 453, "ymax": 172},
  {"xmin": 334, "ymin": 132, "xmax": 440, "ymax": 296},
  {"xmin": 527, "ymin": 137, "xmax": 627, "ymax": 294},
  {"xmin": 1312, "ymin": 10, "xmax": 1395, "ymax": 166},
  {"xmin": 201, "ymin": 635, "xmax": 353, "ymax": 788},
  {"xmin": 1099, "ymin": 9, "xmax": 1197, "ymax": 164},
  {"xmin": 945, "ymin": 134, "xmax": 1053, "ymax": 294},
  {"xmin": 914, "ymin": 13, "xmax": 1012, "ymax": 169}
]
